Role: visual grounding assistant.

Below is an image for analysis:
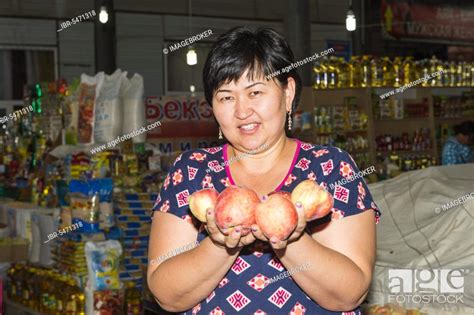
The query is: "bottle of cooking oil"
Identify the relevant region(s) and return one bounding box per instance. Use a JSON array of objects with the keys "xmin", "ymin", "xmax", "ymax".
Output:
[
  {"xmin": 402, "ymin": 56, "xmax": 415, "ymax": 85},
  {"xmin": 456, "ymin": 60, "xmax": 463, "ymax": 87},
  {"xmin": 313, "ymin": 61, "xmax": 321, "ymax": 89},
  {"xmin": 421, "ymin": 59, "xmax": 430, "ymax": 87},
  {"xmin": 470, "ymin": 62, "xmax": 474, "ymax": 86},
  {"xmin": 328, "ymin": 56, "xmax": 338, "ymax": 88},
  {"xmin": 382, "ymin": 57, "xmax": 394, "ymax": 87},
  {"xmin": 449, "ymin": 61, "xmax": 457, "ymax": 87},
  {"xmin": 429, "ymin": 56, "xmax": 438, "ymax": 86},
  {"xmin": 442, "ymin": 60, "xmax": 451, "ymax": 86},
  {"xmin": 319, "ymin": 57, "xmax": 329, "ymax": 89},
  {"xmin": 435, "ymin": 58, "xmax": 444, "ymax": 86},
  {"xmin": 462, "ymin": 61, "xmax": 471, "ymax": 86},
  {"xmin": 393, "ymin": 57, "xmax": 403, "ymax": 87},
  {"xmin": 371, "ymin": 57, "xmax": 383, "ymax": 87},
  {"xmin": 361, "ymin": 55, "xmax": 371, "ymax": 87},
  {"xmin": 337, "ymin": 57, "xmax": 349, "ymax": 88},
  {"xmin": 349, "ymin": 56, "xmax": 361, "ymax": 87}
]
